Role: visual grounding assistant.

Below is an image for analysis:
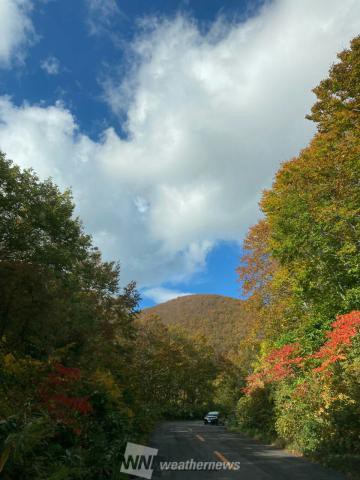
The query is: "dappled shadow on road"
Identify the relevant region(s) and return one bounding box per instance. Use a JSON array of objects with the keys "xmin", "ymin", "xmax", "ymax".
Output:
[{"xmin": 147, "ymin": 421, "xmax": 345, "ymax": 480}]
